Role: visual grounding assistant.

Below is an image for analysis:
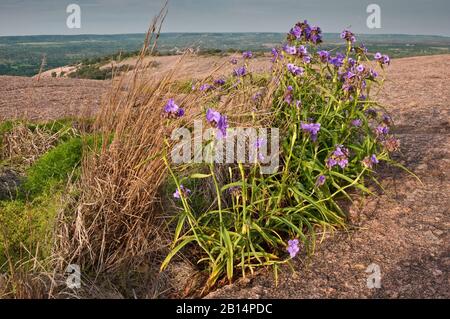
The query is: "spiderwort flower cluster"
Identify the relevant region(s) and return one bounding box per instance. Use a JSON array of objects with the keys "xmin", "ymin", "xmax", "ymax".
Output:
[
  {"xmin": 164, "ymin": 98, "xmax": 184, "ymax": 118},
  {"xmin": 288, "ymin": 20, "xmax": 322, "ymax": 44},
  {"xmin": 234, "ymin": 66, "xmax": 247, "ymax": 77},
  {"xmin": 326, "ymin": 145, "xmax": 350, "ymax": 169},
  {"xmin": 287, "ymin": 63, "xmax": 304, "ymax": 76},
  {"xmin": 374, "ymin": 52, "xmax": 390, "ymax": 65},
  {"xmin": 301, "ymin": 122, "xmax": 321, "ymax": 141},
  {"xmin": 163, "ymin": 19, "xmax": 400, "ymax": 286},
  {"xmin": 287, "ymin": 239, "xmax": 300, "ymax": 258},
  {"xmin": 340, "ymin": 29, "xmax": 356, "ymax": 43},
  {"xmin": 206, "ymin": 108, "xmax": 228, "ymax": 139},
  {"xmin": 243, "ymin": 51, "xmax": 253, "ymax": 59}
]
